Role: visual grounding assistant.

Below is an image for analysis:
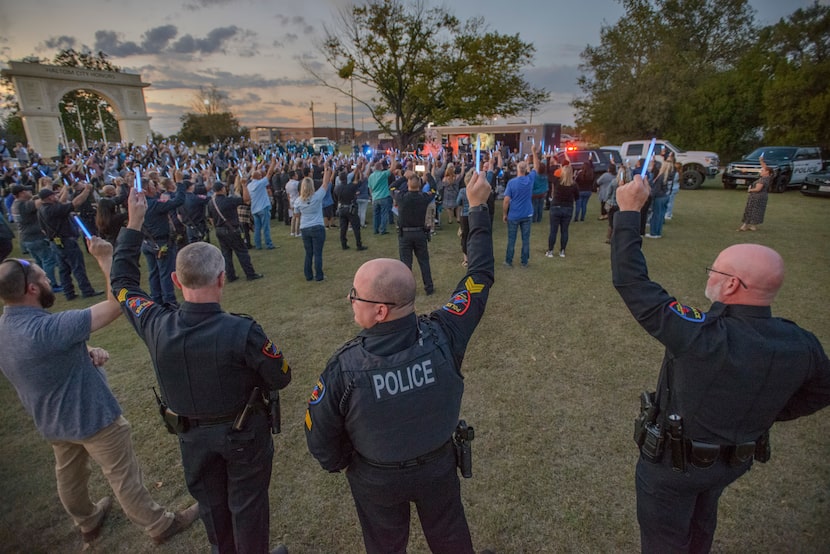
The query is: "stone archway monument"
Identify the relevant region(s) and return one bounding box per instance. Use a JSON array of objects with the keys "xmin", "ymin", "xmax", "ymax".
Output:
[{"xmin": 1, "ymin": 61, "xmax": 152, "ymax": 158}]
